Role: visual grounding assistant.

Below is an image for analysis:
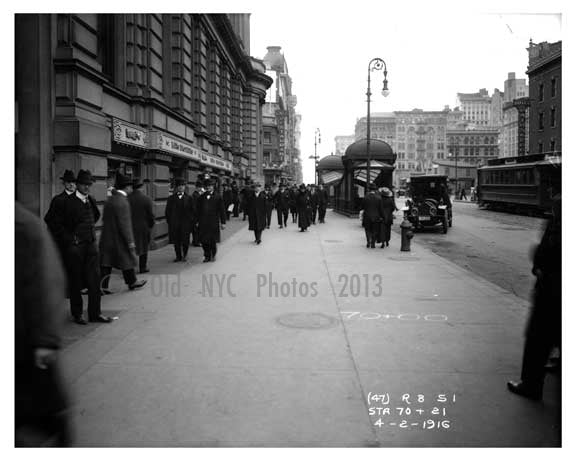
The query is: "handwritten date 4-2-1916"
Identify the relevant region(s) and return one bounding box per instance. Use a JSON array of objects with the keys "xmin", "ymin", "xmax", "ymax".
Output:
[{"xmin": 373, "ymin": 419, "xmax": 451, "ymax": 430}]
